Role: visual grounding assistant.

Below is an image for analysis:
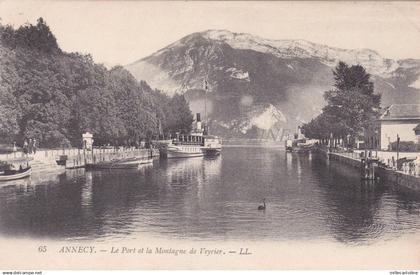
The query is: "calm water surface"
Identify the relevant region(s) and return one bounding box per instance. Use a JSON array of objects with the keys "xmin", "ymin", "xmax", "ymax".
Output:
[{"xmin": 0, "ymin": 147, "xmax": 419, "ymax": 244}]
